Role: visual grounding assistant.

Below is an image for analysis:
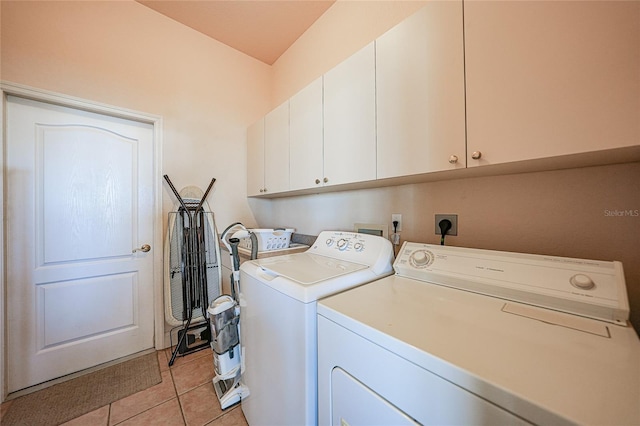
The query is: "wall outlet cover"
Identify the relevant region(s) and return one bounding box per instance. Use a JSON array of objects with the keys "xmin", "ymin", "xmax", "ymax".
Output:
[
  {"xmin": 435, "ymin": 214, "xmax": 458, "ymax": 236},
  {"xmin": 391, "ymin": 214, "xmax": 402, "ymax": 232}
]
